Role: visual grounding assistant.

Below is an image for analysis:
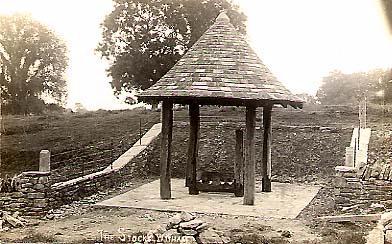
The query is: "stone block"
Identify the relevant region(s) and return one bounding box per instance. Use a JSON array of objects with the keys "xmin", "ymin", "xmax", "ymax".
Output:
[
  {"xmin": 167, "ymin": 214, "xmax": 183, "ymax": 229},
  {"xmin": 179, "ymin": 219, "xmax": 203, "ymax": 229},
  {"xmin": 0, "ymin": 196, "xmax": 12, "ymax": 201},
  {"xmin": 20, "ymin": 188, "xmax": 35, "ymax": 193},
  {"xmin": 9, "ymin": 202, "xmax": 26, "ymax": 209},
  {"xmin": 19, "ymin": 178, "xmax": 29, "ymax": 184},
  {"xmin": 21, "ymin": 183, "xmax": 33, "ymax": 188},
  {"xmin": 180, "ymin": 212, "xmax": 195, "ymax": 222},
  {"xmin": 345, "ymin": 147, "xmax": 354, "ymax": 167},
  {"xmin": 34, "ymin": 184, "xmax": 46, "ymax": 190},
  {"xmin": 33, "ymin": 199, "xmax": 48, "ymax": 208},
  {"xmin": 179, "ymin": 228, "xmax": 198, "ymax": 236},
  {"xmin": 335, "ymin": 166, "xmax": 357, "ymax": 173},
  {"xmin": 21, "ymin": 171, "xmax": 50, "ymax": 177},
  {"xmin": 27, "ymin": 192, "xmax": 45, "ymax": 199},
  {"xmin": 318, "ymin": 214, "xmax": 381, "ymax": 222},
  {"xmin": 38, "ymin": 176, "xmax": 49, "ymax": 184},
  {"xmin": 11, "ymin": 192, "xmax": 24, "ymax": 198},
  {"xmin": 347, "ymin": 182, "xmax": 363, "ymax": 189},
  {"xmin": 334, "ymin": 177, "xmax": 347, "ymax": 187},
  {"xmin": 30, "ymin": 178, "xmax": 39, "ymax": 184},
  {"xmin": 195, "ymin": 223, "xmax": 209, "ymax": 232}
]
